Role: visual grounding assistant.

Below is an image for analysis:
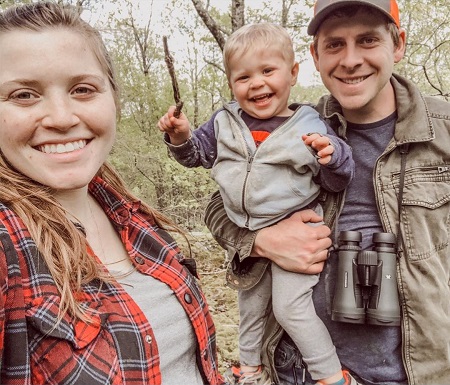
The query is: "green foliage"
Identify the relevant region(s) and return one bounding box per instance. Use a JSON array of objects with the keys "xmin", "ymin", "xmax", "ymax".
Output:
[
  {"xmin": 396, "ymin": 0, "xmax": 450, "ymax": 99},
  {"xmin": 94, "ymin": 2, "xmax": 222, "ymax": 230},
  {"xmin": 292, "ymin": 83, "xmax": 328, "ymax": 106},
  {"xmin": 103, "ymin": 0, "xmax": 450, "ymax": 229},
  {"xmin": 0, "ymin": 0, "xmax": 31, "ymax": 7},
  {"xmin": 2, "ymin": 0, "xmax": 448, "ymax": 229}
]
